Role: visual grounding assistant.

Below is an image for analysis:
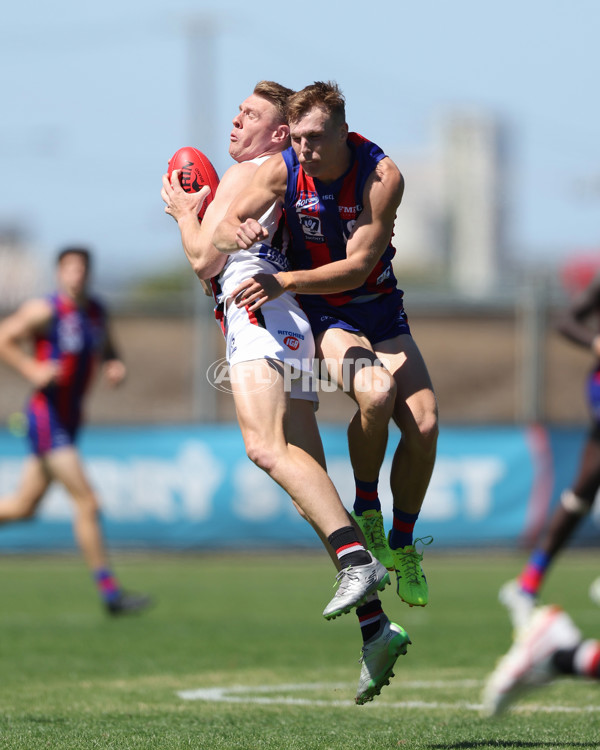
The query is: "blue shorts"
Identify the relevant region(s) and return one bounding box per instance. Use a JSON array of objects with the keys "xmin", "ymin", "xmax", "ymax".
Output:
[
  {"xmin": 587, "ymin": 368, "xmax": 600, "ymax": 423},
  {"xmin": 298, "ymin": 289, "xmax": 411, "ymax": 345},
  {"xmin": 25, "ymin": 395, "xmax": 79, "ymax": 456}
]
